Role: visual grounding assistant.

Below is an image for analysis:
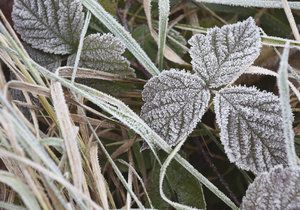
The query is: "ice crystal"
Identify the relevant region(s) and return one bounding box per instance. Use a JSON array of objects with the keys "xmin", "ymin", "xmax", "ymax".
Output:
[
  {"xmin": 141, "ymin": 69, "xmax": 210, "ymax": 146},
  {"xmin": 241, "ymin": 166, "xmax": 300, "ymax": 210},
  {"xmin": 214, "ymin": 86, "xmax": 288, "ymax": 174},
  {"xmin": 24, "ymin": 44, "xmax": 61, "ymax": 72},
  {"xmin": 189, "ymin": 17, "xmax": 261, "ymax": 88},
  {"xmin": 12, "ymin": 0, "xmax": 84, "ymax": 54},
  {"xmin": 68, "ymin": 33, "xmax": 134, "ymax": 76}
]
